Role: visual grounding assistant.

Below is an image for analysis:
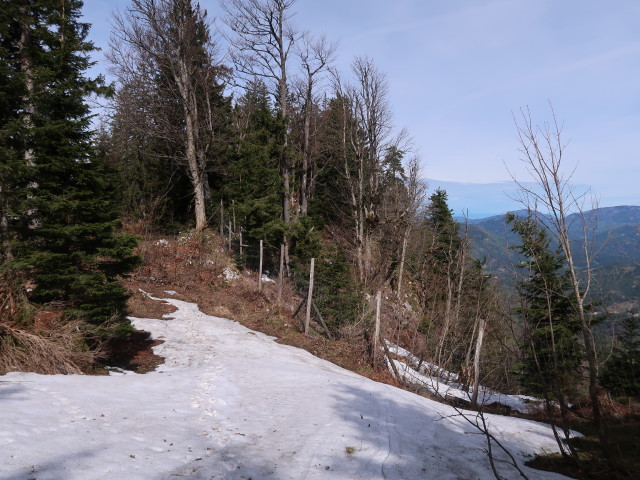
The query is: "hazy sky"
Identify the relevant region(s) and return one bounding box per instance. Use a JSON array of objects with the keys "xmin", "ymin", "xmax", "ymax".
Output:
[{"xmin": 82, "ymin": 0, "xmax": 640, "ymax": 217}]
